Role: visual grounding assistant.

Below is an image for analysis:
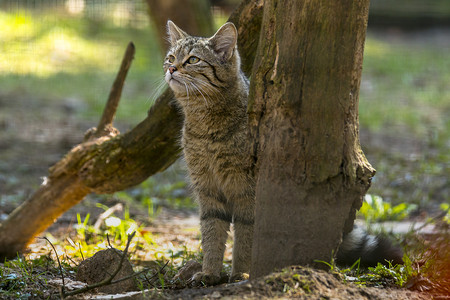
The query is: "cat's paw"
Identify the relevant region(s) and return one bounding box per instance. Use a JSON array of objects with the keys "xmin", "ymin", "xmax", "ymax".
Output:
[
  {"xmin": 229, "ymin": 272, "xmax": 249, "ymax": 283},
  {"xmin": 190, "ymin": 272, "xmax": 221, "ymax": 286}
]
